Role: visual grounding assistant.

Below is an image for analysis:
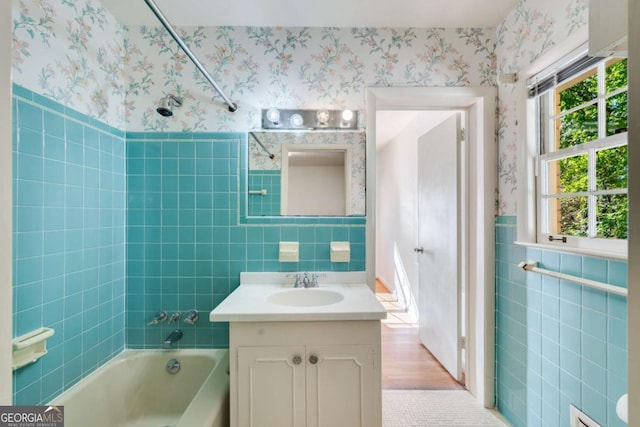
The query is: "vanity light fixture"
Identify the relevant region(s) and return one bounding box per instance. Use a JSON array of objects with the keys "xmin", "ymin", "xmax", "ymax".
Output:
[{"xmin": 261, "ymin": 108, "xmax": 359, "ymax": 130}]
